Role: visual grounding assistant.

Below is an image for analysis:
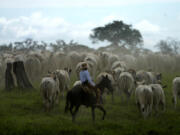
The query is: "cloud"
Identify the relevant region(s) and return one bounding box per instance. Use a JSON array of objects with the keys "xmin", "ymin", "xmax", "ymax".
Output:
[
  {"xmin": 0, "ymin": 12, "xmax": 173, "ymax": 50},
  {"xmin": 0, "ymin": 12, "xmax": 128, "ymax": 44},
  {"xmin": 1, "ymin": 0, "xmax": 180, "ymax": 8},
  {"xmin": 135, "ymin": 20, "xmax": 160, "ymax": 33},
  {"xmin": 0, "ymin": 12, "xmax": 96, "ymax": 44}
]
